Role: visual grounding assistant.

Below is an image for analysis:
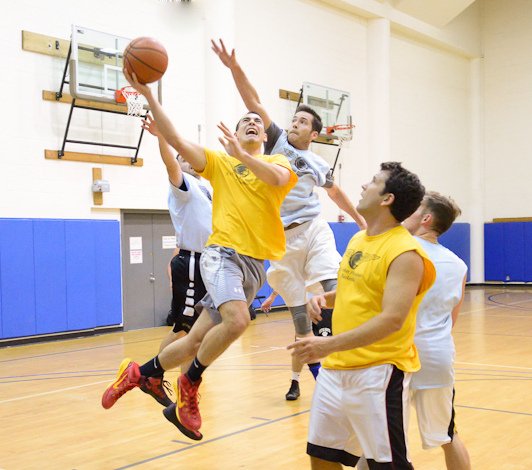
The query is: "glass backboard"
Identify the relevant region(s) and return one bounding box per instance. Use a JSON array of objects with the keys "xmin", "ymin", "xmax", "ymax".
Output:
[
  {"xmin": 302, "ymin": 82, "xmax": 352, "ymax": 144},
  {"xmin": 69, "ymin": 25, "xmax": 159, "ymax": 107}
]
